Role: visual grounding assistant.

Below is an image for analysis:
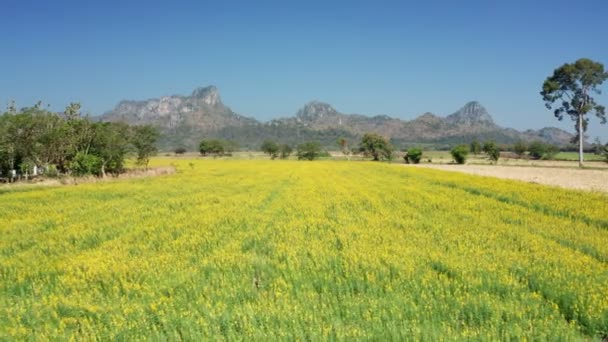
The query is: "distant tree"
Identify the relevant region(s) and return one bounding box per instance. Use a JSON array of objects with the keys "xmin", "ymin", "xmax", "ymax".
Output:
[
  {"xmin": 603, "ymin": 144, "xmax": 608, "ymax": 163},
  {"xmin": 592, "ymin": 137, "xmax": 603, "ymax": 155},
  {"xmin": 199, "ymin": 140, "xmax": 213, "ymax": 156},
  {"xmin": 359, "ymin": 133, "xmax": 393, "ymax": 161},
  {"xmin": 450, "ymin": 145, "xmax": 469, "ymax": 164},
  {"xmin": 297, "ymin": 141, "xmax": 321, "ymax": 161},
  {"xmin": 279, "ymin": 144, "xmax": 293, "ymax": 159},
  {"xmin": 260, "ymin": 140, "xmax": 280, "ymax": 159},
  {"xmin": 528, "ymin": 141, "xmax": 559, "ymax": 160},
  {"xmin": 337, "ymin": 137, "xmax": 350, "ymax": 159},
  {"xmin": 482, "ymin": 141, "xmax": 500, "ymax": 163},
  {"xmin": 174, "ymin": 147, "xmax": 187, "ymax": 155},
  {"xmin": 199, "ymin": 139, "xmax": 227, "ymax": 156},
  {"xmin": 541, "ymin": 58, "xmax": 608, "ymax": 167},
  {"xmin": 404, "ymin": 147, "xmax": 423, "ymax": 164},
  {"xmin": 470, "ymin": 140, "xmax": 481, "ymax": 155},
  {"xmin": 513, "ymin": 140, "xmax": 527, "ymax": 157},
  {"xmin": 132, "ymin": 125, "xmax": 159, "ymax": 168}
]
